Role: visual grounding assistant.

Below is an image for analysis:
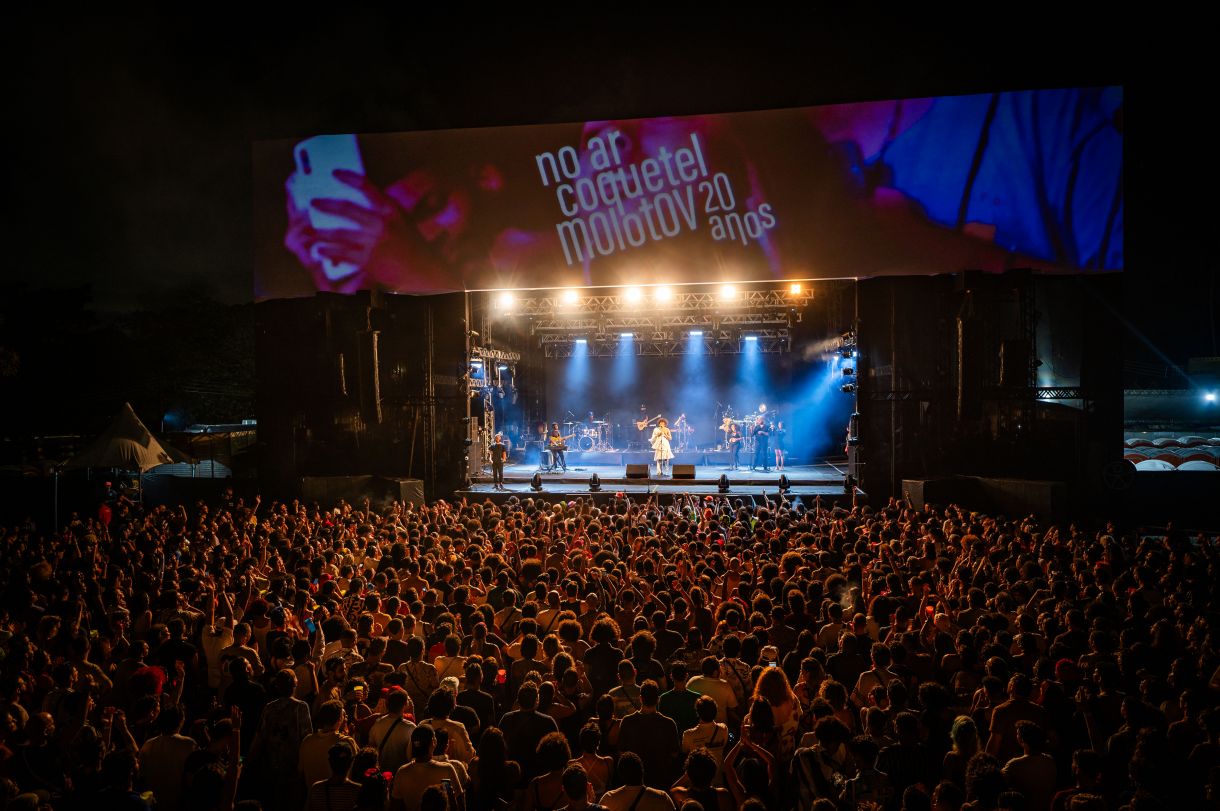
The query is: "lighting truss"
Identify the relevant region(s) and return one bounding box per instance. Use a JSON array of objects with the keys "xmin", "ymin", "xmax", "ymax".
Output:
[
  {"xmin": 500, "ymin": 285, "xmax": 810, "ymax": 357},
  {"xmin": 470, "ymin": 347, "xmax": 521, "ymax": 364},
  {"xmin": 545, "ymin": 329, "xmax": 790, "ymax": 358},
  {"xmin": 468, "ymin": 347, "xmax": 521, "ymax": 393},
  {"xmin": 515, "ymin": 288, "xmax": 813, "ymax": 316}
]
